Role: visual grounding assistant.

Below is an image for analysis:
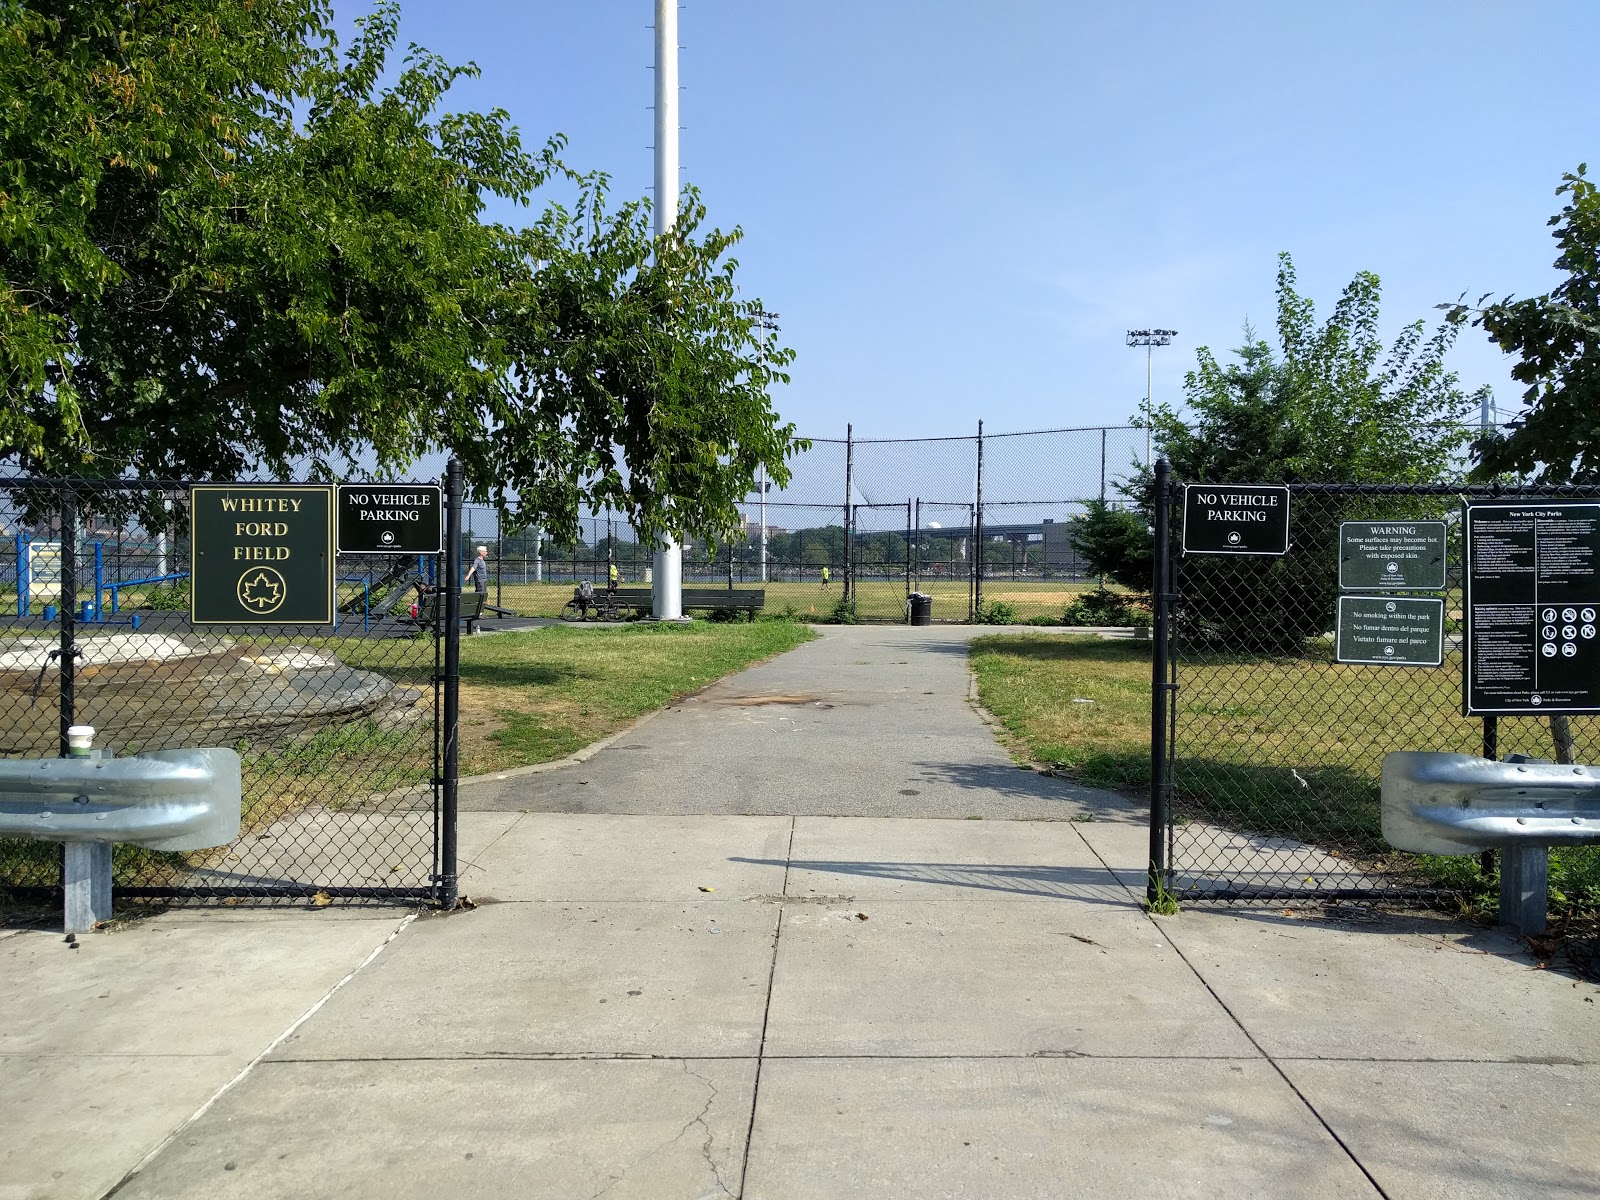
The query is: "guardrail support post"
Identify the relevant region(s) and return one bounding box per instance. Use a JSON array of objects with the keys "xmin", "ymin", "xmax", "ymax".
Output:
[
  {"xmin": 64, "ymin": 843, "xmax": 112, "ymax": 932},
  {"xmin": 1499, "ymin": 845, "xmax": 1548, "ymax": 936}
]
